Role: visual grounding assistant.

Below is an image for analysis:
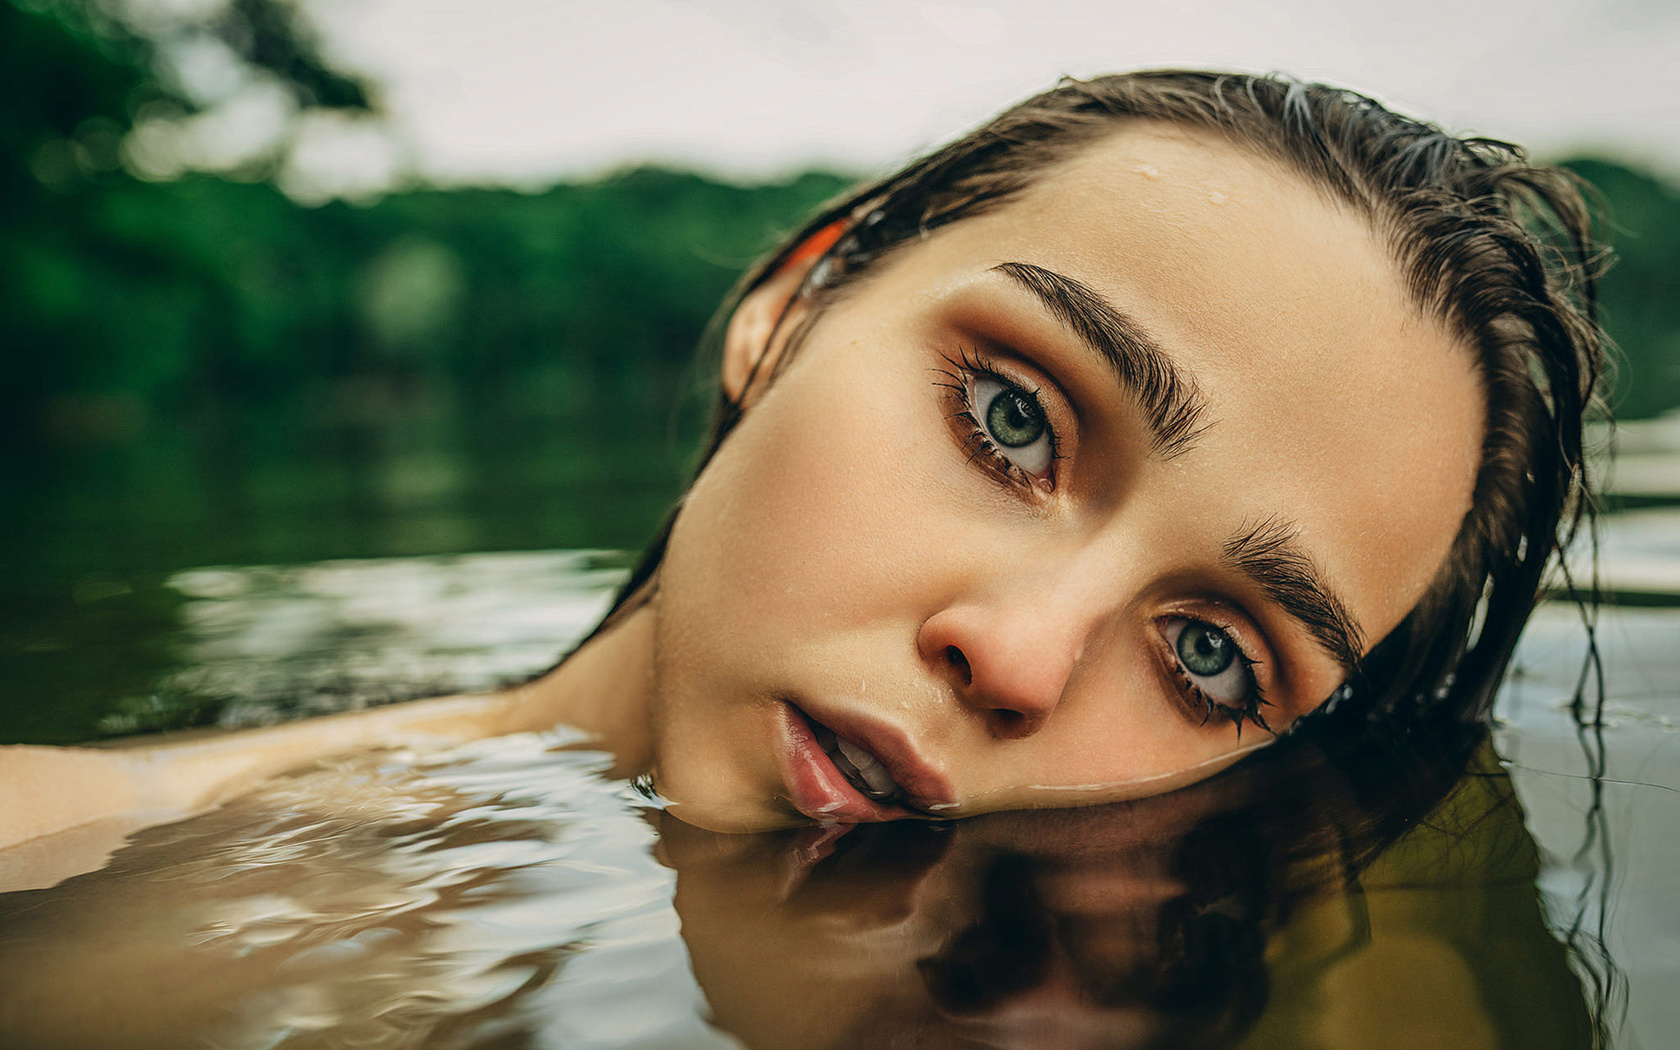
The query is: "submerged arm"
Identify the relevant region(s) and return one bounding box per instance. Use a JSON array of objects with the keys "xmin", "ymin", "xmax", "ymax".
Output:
[{"xmin": 0, "ymin": 685, "xmax": 572, "ymax": 880}]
